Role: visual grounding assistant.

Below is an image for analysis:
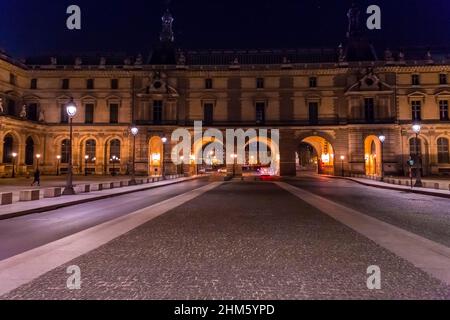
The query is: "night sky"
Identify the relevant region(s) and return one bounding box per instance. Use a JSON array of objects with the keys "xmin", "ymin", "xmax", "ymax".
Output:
[{"xmin": 0, "ymin": 0, "xmax": 449, "ymax": 58}]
